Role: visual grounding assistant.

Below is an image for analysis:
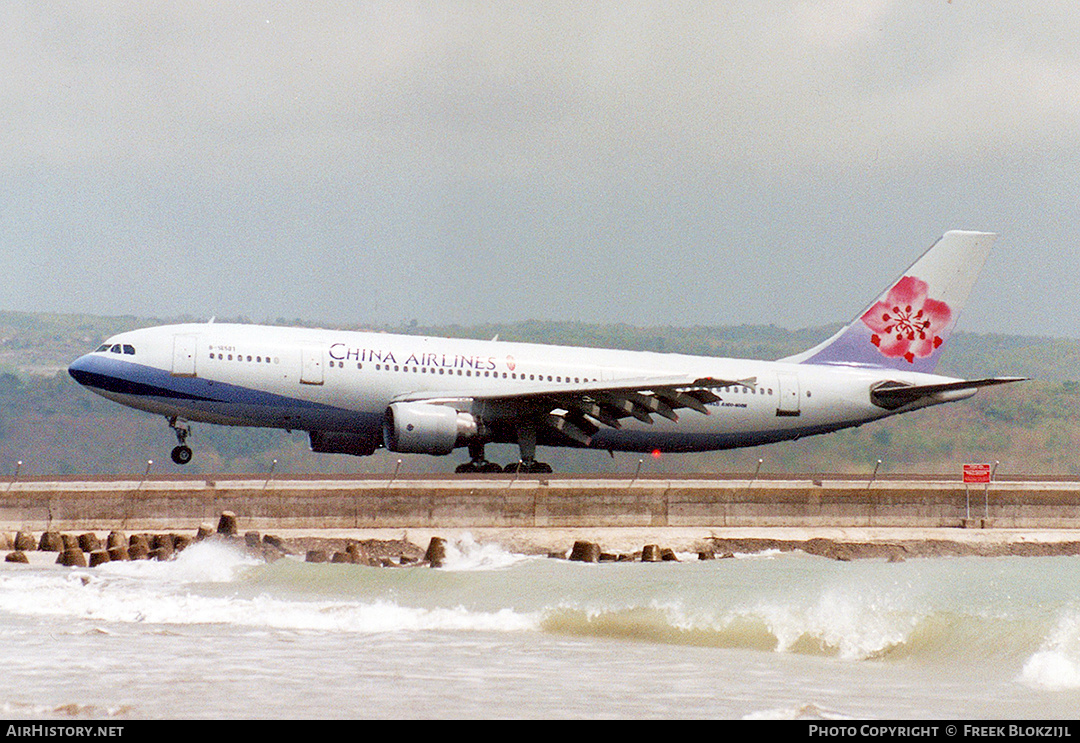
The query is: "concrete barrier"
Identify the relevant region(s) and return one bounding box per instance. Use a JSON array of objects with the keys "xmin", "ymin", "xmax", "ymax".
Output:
[
  {"xmin": 2, "ymin": 476, "xmax": 1080, "ymax": 531},
  {"xmin": 38, "ymin": 531, "xmax": 63, "ymax": 552},
  {"xmin": 424, "ymin": 536, "xmax": 447, "ymax": 567},
  {"xmin": 569, "ymin": 540, "xmax": 601, "ymax": 562}
]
